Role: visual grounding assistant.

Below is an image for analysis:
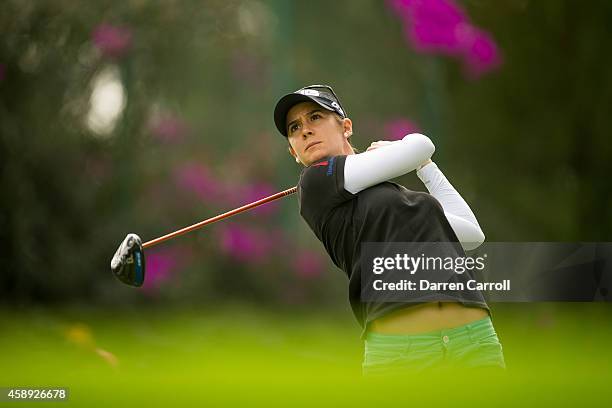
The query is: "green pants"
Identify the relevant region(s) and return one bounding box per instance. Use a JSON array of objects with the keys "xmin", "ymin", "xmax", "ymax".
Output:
[{"xmin": 363, "ymin": 316, "xmax": 506, "ymax": 375}]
